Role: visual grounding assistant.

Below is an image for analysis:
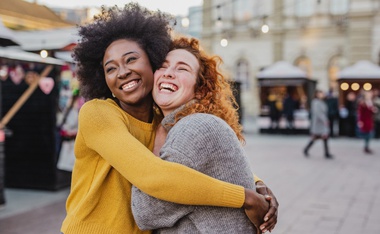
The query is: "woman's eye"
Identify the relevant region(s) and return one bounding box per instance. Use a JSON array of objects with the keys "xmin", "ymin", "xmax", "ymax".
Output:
[
  {"xmin": 126, "ymin": 57, "xmax": 137, "ymax": 63},
  {"xmin": 178, "ymin": 67, "xmax": 188, "ymax": 71},
  {"xmin": 105, "ymin": 67, "xmax": 115, "ymax": 73}
]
